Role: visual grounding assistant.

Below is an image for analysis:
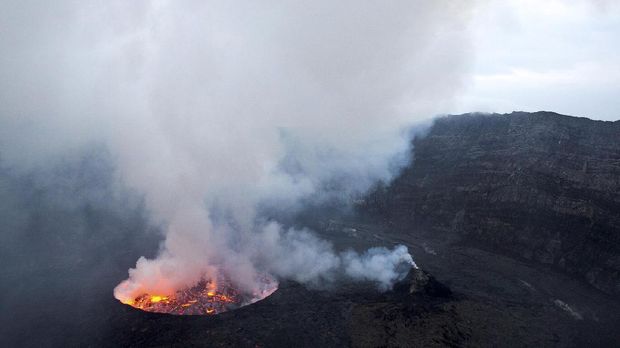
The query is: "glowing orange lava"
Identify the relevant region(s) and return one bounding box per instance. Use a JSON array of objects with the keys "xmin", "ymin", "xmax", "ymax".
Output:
[{"xmin": 119, "ymin": 276, "xmax": 278, "ymax": 315}]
